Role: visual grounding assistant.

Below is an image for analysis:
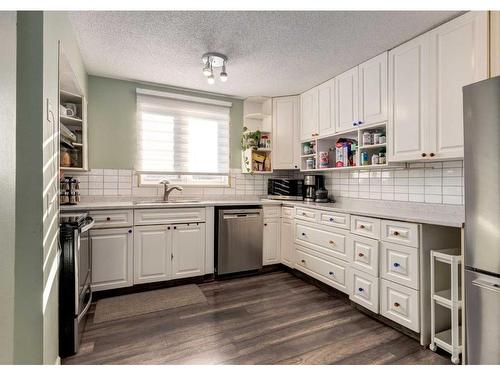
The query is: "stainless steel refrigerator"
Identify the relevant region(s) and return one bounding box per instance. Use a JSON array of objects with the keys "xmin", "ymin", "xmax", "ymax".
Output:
[{"xmin": 463, "ymin": 76, "xmax": 500, "ymax": 365}]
